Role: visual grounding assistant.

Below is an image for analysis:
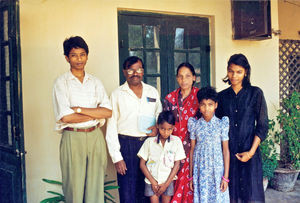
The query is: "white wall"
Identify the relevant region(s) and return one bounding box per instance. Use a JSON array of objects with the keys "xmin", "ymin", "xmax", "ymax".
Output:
[{"xmin": 20, "ymin": 0, "xmax": 279, "ymax": 202}]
